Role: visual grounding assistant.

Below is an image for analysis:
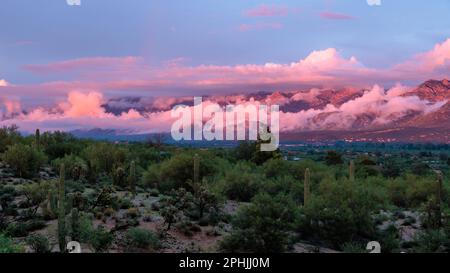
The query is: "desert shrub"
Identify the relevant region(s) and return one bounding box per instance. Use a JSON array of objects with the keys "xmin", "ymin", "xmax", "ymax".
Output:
[
  {"xmin": 149, "ymin": 188, "xmax": 159, "ymax": 197},
  {"xmin": 387, "ymin": 175, "xmax": 437, "ymax": 208},
  {"xmin": 5, "ymin": 222, "xmax": 28, "ymax": 237},
  {"xmin": 26, "ymin": 234, "xmax": 51, "ymax": 253},
  {"xmin": 220, "ymin": 193, "xmax": 298, "ymax": 253},
  {"xmin": 0, "ymin": 233, "xmax": 24, "ymax": 253},
  {"xmin": 2, "ymin": 144, "xmax": 47, "ymax": 178},
  {"xmin": 382, "ymin": 159, "xmax": 401, "ymax": 178},
  {"xmin": 176, "ymin": 220, "xmax": 202, "ymax": 237},
  {"xmin": 103, "ymin": 207, "xmax": 115, "ymax": 217},
  {"xmin": 412, "ymin": 229, "xmax": 449, "ymax": 253},
  {"xmin": 118, "ymin": 198, "xmax": 132, "ymax": 209},
  {"xmin": 90, "ymin": 226, "xmax": 113, "ymax": 253},
  {"xmin": 83, "ymin": 143, "xmax": 128, "ymax": 175},
  {"xmin": 21, "ymin": 181, "xmax": 54, "ymax": 217},
  {"xmin": 52, "ymin": 155, "xmax": 88, "ymax": 181},
  {"xmin": 410, "ymin": 162, "xmax": 431, "ymax": 176},
  {"xmin": 341, "ymin": 242, "xmax": 367, "ymax": 253},
  {"xmin": 24, "ymin": 219, "xmax": 47, "ymax": 232},
  {"xmin": 217, "ymin": 162, "xmax": 262, "ymax": 202},
  {"xmin": 77, "ymin": 213, "xmax": 95, "ymax": 243},
  {"xmin": 112, "ymin": 165, "xmax": 127, "ymax": 187},
  {"xmin": 126, "ymin": 228, "xmax": 160, "ymax": 251},
  {"xmin": 129, "ymin": 145, "xmax": 161, "ymax": 167},
  {"xmin": 126, "ymin": 208, "xmax": 140, "ymax": 219},
  {"xmin": 188, "ymin": 179, "xmax": 219, "ymax": 220},
  {"xmin": 41, "ymin": 131, "xmax": 83, "ymax": 160},
  {"xmin": 0, "ymin": 186, "xmax": 17, "ymax": 212},
  {"xmin": 160, "ymin": 203, "xmax": 178, "ymax": 230},
  {"xmin": 89, "ymin": 187, "xmax": 119, "ymax": 210},
  {"xmin": 376, "ymin": 224, "xmax": 400, "ymax": 253},
  {"xmin": 324, "ymin": 150, "xmax": 343, "ymax": 165},
  {"xmin": 70, "ymin": 212, "xmax": 112, "ymax": 251},
  {"xmin": 297, "ymin": 179, "xmax": 377, "ymax": 248},
  {"xmin": 0, "ymin": 125, "xmax": 21, "ymax": 153},
  {"xmin": 356, "ymin": 165, "xmax": 381, "ymax": 178},
  {"xmin": 262, "ymin": 159, "xmax": 293, "ymax": 179},
  {"xmin": 5, "ymin": 220, "xmax": 47, "ymax": 237},
  {"xmin": 233, "ymin": 141, "xmax": 257, "ymax": 162},
  {"xmin": 291, "ymin": 160, "xmax": 331, "ymax": 181},
  {"xmin": 143, "ymin": 153, "xmax": 220, "ymax": 192},
  {"xmin": 260, "ymin": 175, "xmax": 303, "ymax": 203}
]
